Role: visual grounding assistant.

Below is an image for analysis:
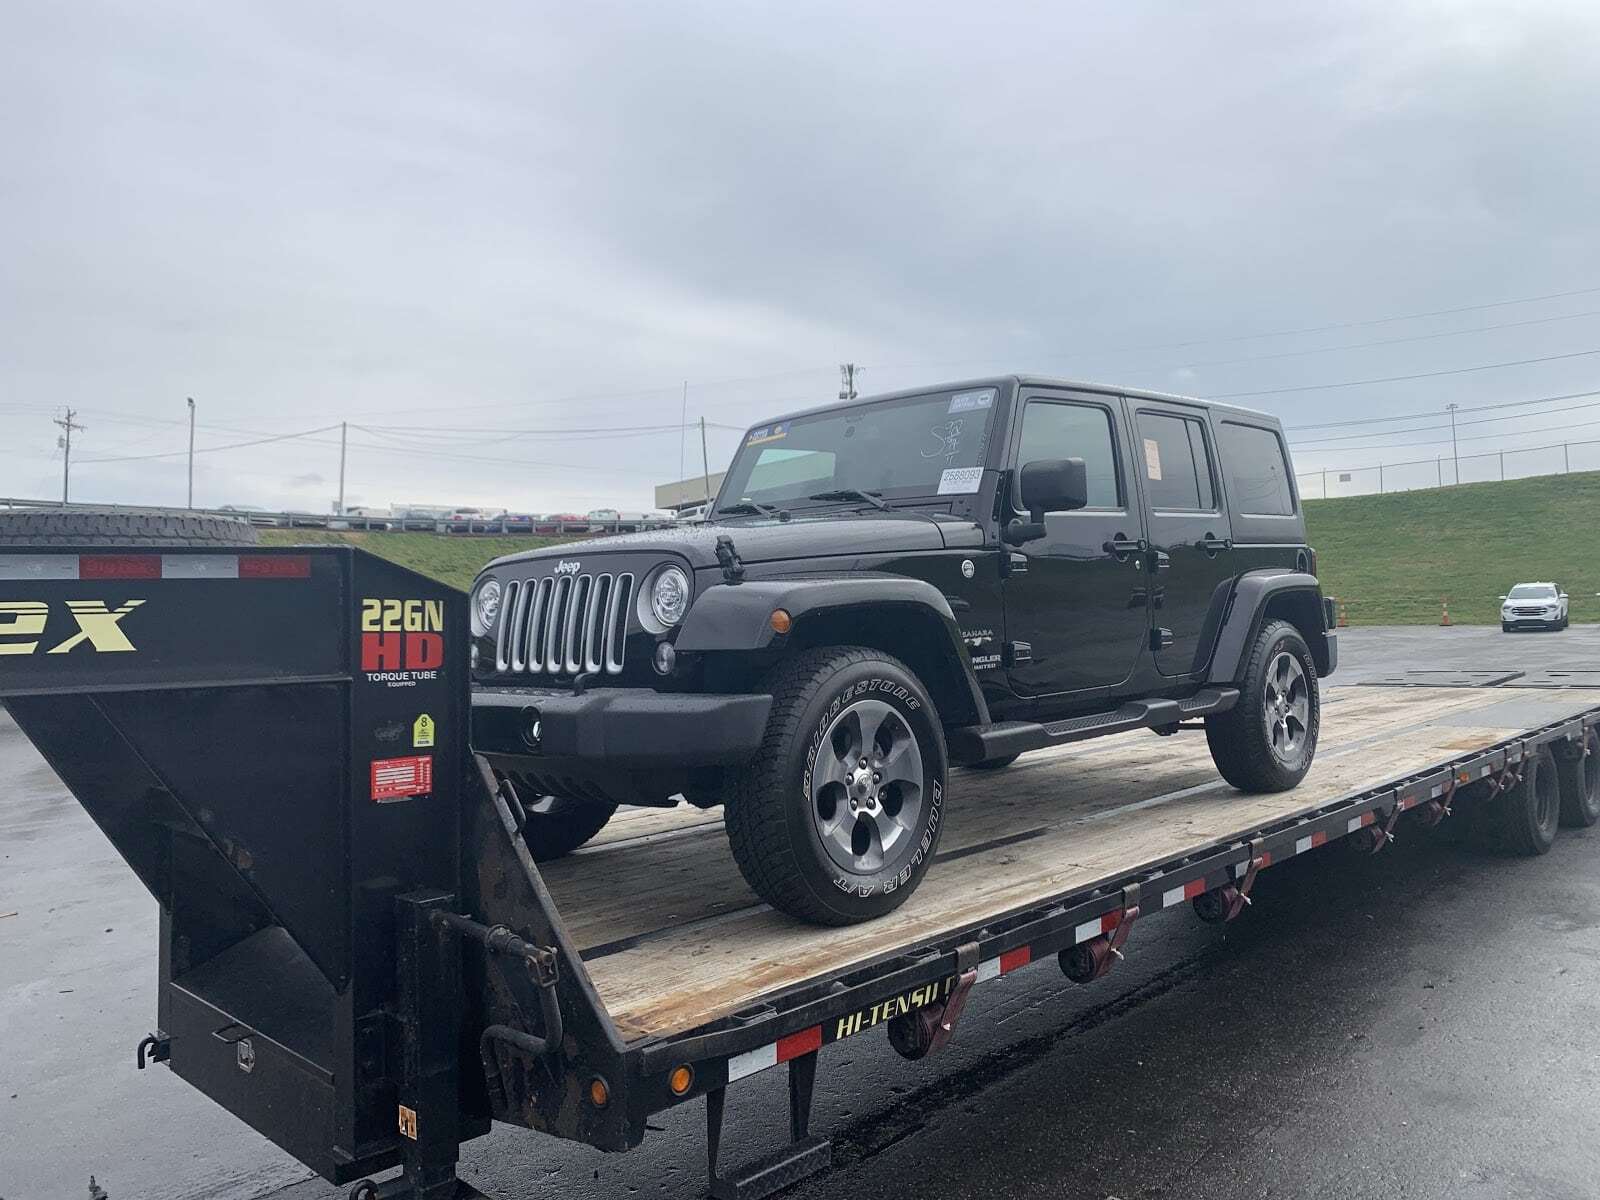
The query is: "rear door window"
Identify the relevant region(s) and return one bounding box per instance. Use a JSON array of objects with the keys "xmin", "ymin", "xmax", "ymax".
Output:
[
  {"xmin": 1135, "ymin": 411, "xmax": 1216, "ymax": 512},
  {"xmin": 1218, "ymin": 422, "xmax": 1296, "ymax": 516}
]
